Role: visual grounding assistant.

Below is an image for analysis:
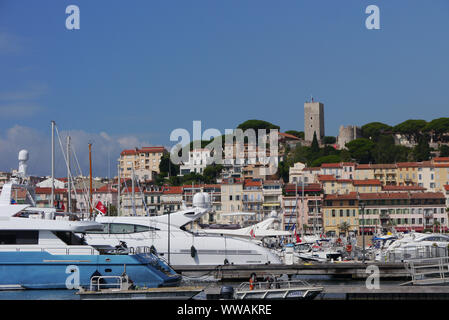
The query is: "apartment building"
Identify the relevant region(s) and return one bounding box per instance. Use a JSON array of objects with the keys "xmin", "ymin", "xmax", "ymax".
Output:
[
  {"xmin": 219, "ymin": 177, "xmax": 243, "ymax": 223},
  {"xmin": 282, "ymin": 183, "xmax": 322, "ymax": 232},
  {"xmin": 322, "ymin": 191, "xmax": 447, "ymax": 236},
  {"xmin": 119, "ymin": 146, "xmax": 167, "ymax": 180},
  {"xmin": 322, "ymin": 193, "xmax": 359, "ymax": 236},
  {"xmin": 262, "ymin": 180, "xmax": 283, "ymax": 218},
  {"xmin": 179, "ymin": 148, "xmax": 213, "ymax": 176},
  {"xmin": 242, "ymin": 179, "xmax": 263, "ymax": 222}
]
